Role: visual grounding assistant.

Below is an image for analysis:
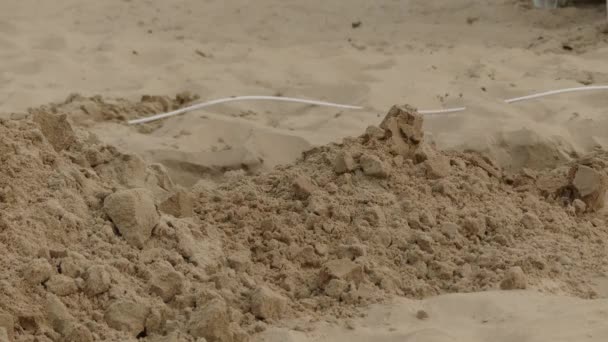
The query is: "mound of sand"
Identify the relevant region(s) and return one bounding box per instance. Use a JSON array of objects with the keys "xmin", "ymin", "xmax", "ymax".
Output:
[
  {"xmin": 2, "ymin": 1, "xmax": 608, "ymax": 341},
  {"xmin": 0, "ymin": 103, "xmax": 607, "ymax": 341}
]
